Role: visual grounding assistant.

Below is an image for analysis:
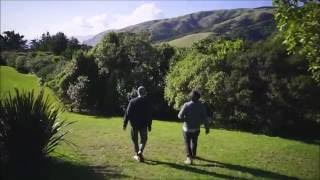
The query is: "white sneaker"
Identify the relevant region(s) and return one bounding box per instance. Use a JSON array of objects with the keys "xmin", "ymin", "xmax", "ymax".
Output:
[
  {"xmin": 184, "ymin": 157, "xmax": 192, "ymax": 165},
  {"xmin": 133, "ymin": 155, "xmax": 140, "ymax": 162}
]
